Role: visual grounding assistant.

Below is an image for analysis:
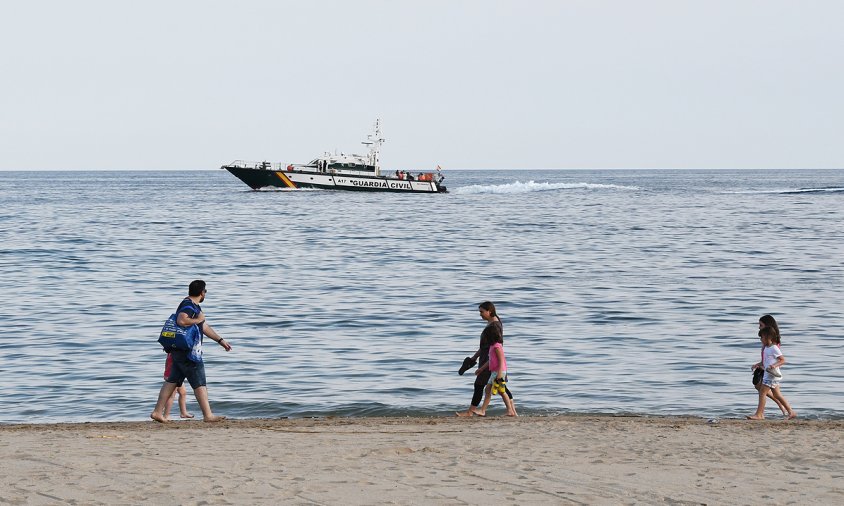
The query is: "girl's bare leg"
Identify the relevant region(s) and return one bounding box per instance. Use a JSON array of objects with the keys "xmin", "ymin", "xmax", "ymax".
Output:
[
  {"xmin": 757, "ymin": 384, "xmax": 787, "ymax": 415},
  {"xmin": 502, "ymin": 393, "xmax": 517, "ymax": 417},
  {"xmin": 476, "ymin": 385, "xmax": 493, "ymax": 416},
  {"xmin": 769, "ymin": 392, "xmax": 787, "ymax": 415},
  {"xmin": 163, "ymin": 389, "xmax": 176, "ymax": 421},
  {"xmin": 177, "ymin": 386, "xmax": 194, "ymax": 418},
  {"xmin": 770, "ymin": 387, "xmax": 797, "ymax": 419},
  {"xmin": 747, "ymin": 385, "xmax": 769, "ymax": 419}
]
